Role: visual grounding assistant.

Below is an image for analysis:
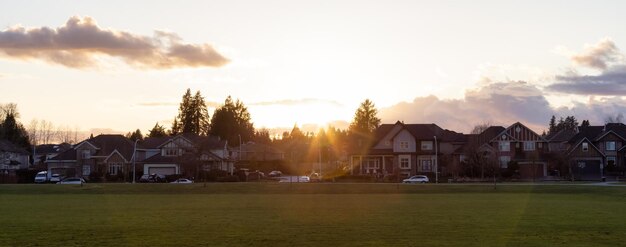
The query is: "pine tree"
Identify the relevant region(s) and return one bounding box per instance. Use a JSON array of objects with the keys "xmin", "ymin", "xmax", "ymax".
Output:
[
  {"xmin": 148, "ymin": 123, "xmax": 168, "ymax": 138},
  {"xmin": 171, "ymin": 88, "xmax": 211, "ymax": 136},
  {"xmin": 0, "ymin": 104, "xmax": 31, "ymax": 150},
  {"xmin": 548, "ymin": 115, "xmax": 557, "ymax": 134},
  {"xmin": 349, "ymin": 99, "xmax": 381, "ymax": 136}
]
